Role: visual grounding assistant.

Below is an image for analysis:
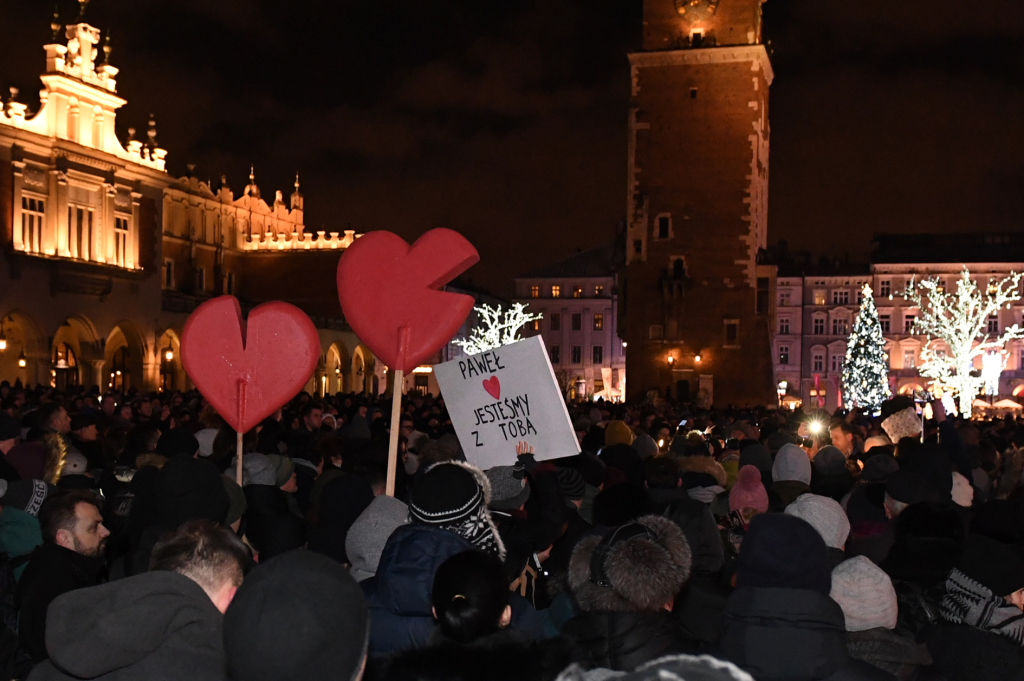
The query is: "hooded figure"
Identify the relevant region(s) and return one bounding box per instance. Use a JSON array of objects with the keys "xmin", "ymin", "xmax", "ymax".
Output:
[
  {"xmin": 769, "ymin": 444, "xmax": 811, "ymax": 510},
  {"xmin": 361, "ymin": 461, "xmax": 512, "ymax": 656},
  {"xmin": 562, "ymin": 515, "xmax": 696, "ymax": 671},
  {"xmin": 27, "ymin": 571, "xmax": 226, "ymax": 681},
  {"xmin": 717, "ymin": 514, "xmax": 892, "ymax": 681},
  {"xmin": 926, "ymin": 535, "xmax": 1024, "ymax": 681}
]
